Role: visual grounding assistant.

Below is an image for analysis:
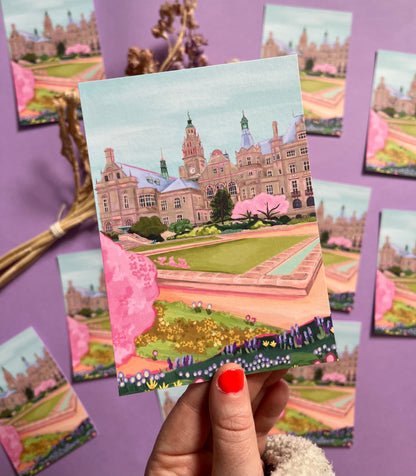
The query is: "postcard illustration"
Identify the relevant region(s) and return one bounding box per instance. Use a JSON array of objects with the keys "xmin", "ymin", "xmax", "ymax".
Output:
[
  {"xmin": 1, "ymin": 0, "xmax": 104, "ymax": 126},
  {"xmin": 79, "ymin": 56, "xmax": 337, "ymax": 396},
  {"xmin": 365, "ymin": 50, "xmax": 416, "ymax": 178},
  {"xmin": 314, "ymin": 180, "xmax": 371, "ymax": 312},
  {"xmin": 374, "ymin": 209, "xmax": 416, "ymax": 336},
  {"xmin": 0, "ymin": 328, "xmax": 96, "ymax": 476},
  {"xmin": 57, "ymin": 250, "xmax": 116, "ymax": 381},
  {"xmin": 261, "ymin": 5, "xmax": 352, "ymax": 136},
  {"xmin": 158, "ymin": 321, "xmax": 361, "ymax": 448}
]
